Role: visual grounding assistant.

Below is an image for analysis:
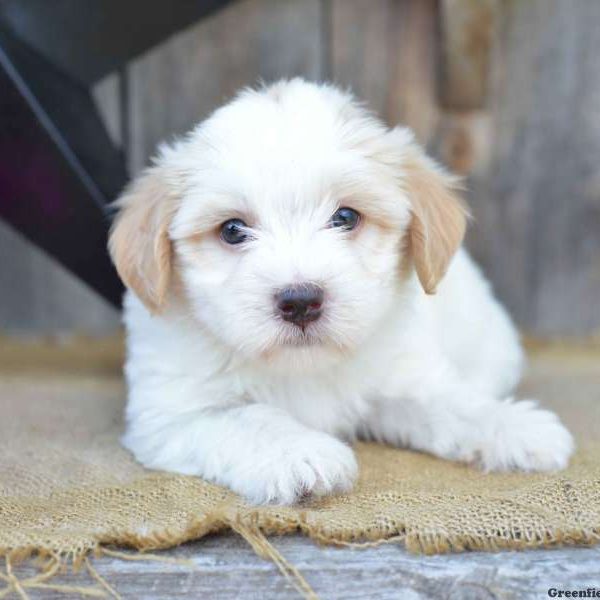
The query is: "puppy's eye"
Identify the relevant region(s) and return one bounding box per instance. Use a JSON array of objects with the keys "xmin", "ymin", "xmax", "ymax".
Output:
[
  {"xmin": 329, "ymin": 207, "xmax": 360, "ymax": 230},
  {"xmin": 220, "ymin": 219, "xmax": 250, "ymax": 244}
]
